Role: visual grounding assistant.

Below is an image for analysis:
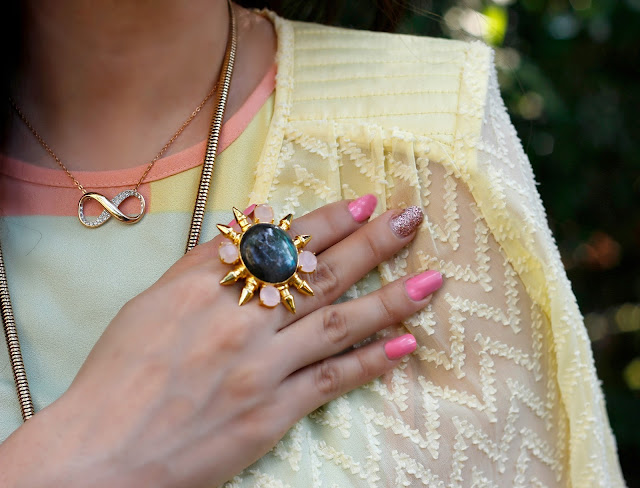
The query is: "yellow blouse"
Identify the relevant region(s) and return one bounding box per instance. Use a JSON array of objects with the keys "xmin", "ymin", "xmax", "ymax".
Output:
[
  {"xmin": 0, "ymin": 13, "xmax": 625, "ymax": 487},
  {"xmin": 239, "ymin": 14, "xmax": 624, "ymax": 487}
]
